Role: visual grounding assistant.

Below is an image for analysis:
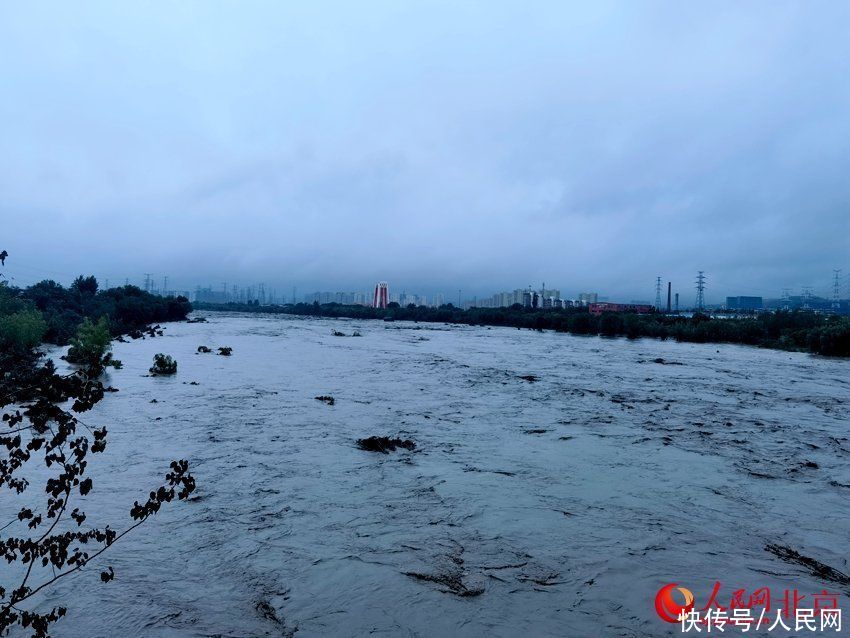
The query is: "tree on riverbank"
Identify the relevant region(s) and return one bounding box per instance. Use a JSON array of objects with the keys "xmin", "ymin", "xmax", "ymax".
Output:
[
  {"xmin": 22, "ymin": 278, "xmax": 191, "ymax": 345},
  {"xmin": 1, "ymin": 253, "xmax": 196, "ymax": 637},
  {"xmin": 0, "ymin": 309, "xmax": 47, "ymax": 352},
  {"xmin": 65, "ymin": 317, "xmax": 118, "ymax": 368}
]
